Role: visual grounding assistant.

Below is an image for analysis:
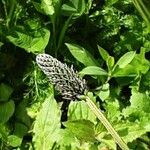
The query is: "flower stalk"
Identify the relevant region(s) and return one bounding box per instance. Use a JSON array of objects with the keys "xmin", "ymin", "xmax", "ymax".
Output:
[{"xmin": 36, "ymin": 53, "xmax": 129, "ymax": 150}]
